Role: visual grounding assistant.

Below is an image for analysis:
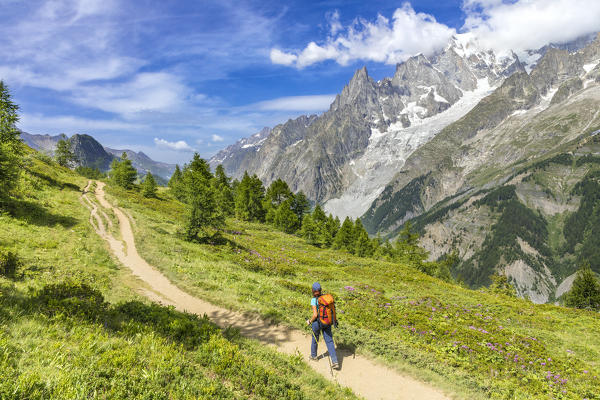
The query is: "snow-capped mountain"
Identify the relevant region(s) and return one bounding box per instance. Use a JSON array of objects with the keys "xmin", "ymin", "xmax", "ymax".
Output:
[{"xmin": 210, "ymin": 34, "xmax": 523, "ymax": 214}]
